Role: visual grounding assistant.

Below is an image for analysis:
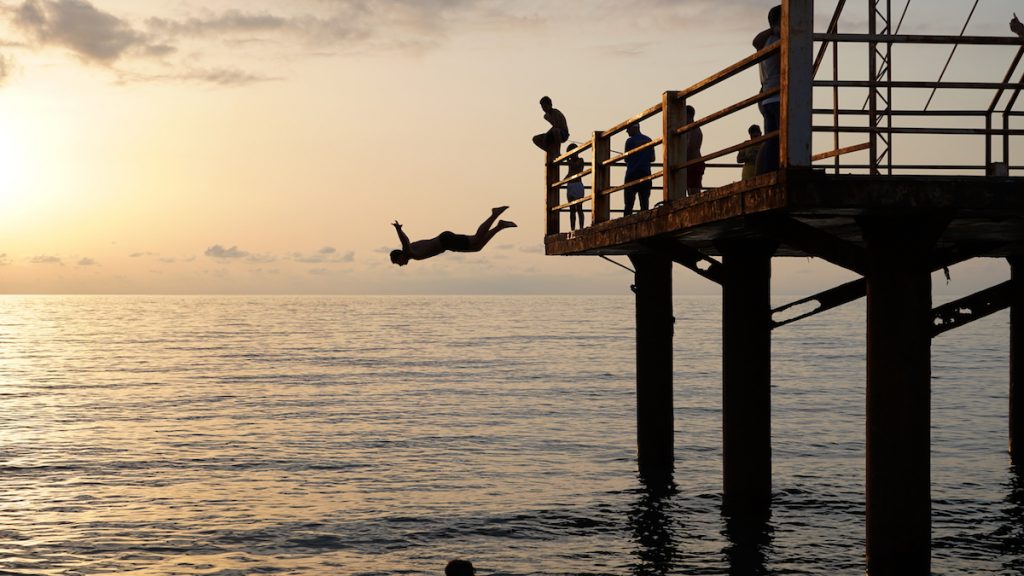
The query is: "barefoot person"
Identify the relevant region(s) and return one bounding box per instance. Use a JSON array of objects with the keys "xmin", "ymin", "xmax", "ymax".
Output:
[{"xmin": 390, "ymin": 207, "xmax": 517, "ymax": 266}]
